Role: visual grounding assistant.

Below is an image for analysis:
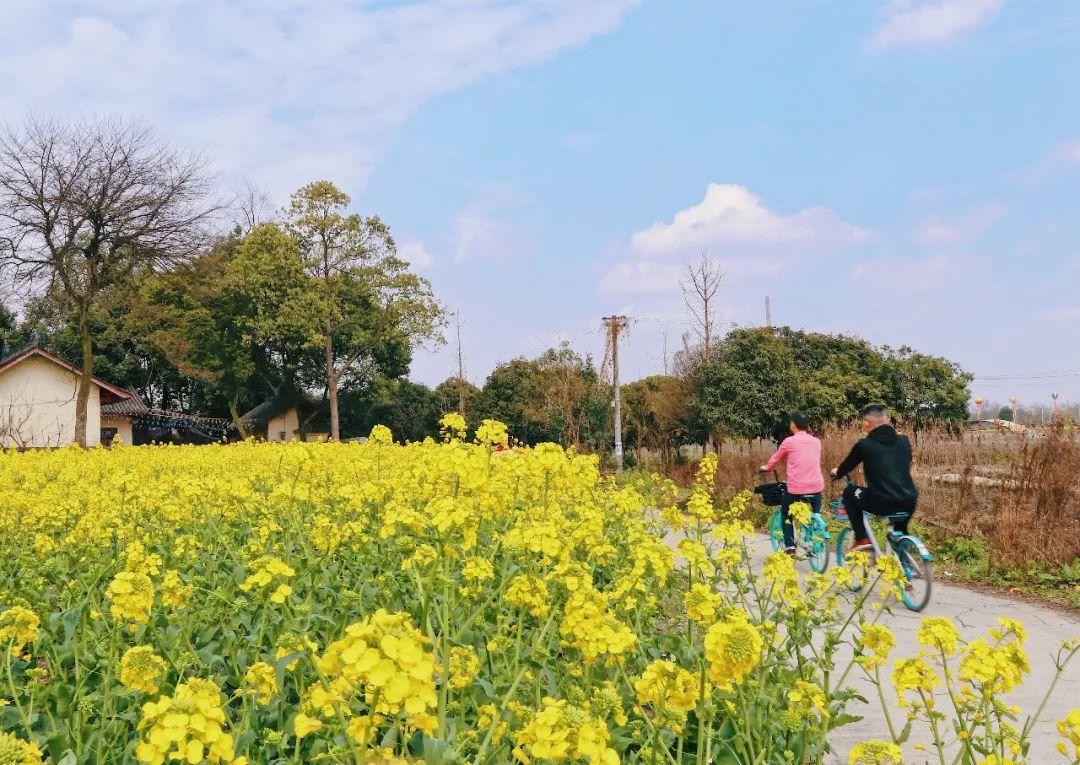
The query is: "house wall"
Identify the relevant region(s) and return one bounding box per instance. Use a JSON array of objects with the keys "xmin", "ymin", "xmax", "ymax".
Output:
[
  {"xmin": 101, "ymin": 416, "xmax": 133, "ymax": 446},
  {"xmin": 266, "ymin": 407, "xmax": 300, "ymax": 442},
  {"xmin": 0, "ymin": 356, "xmax": 101, "ymax": 447}
]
